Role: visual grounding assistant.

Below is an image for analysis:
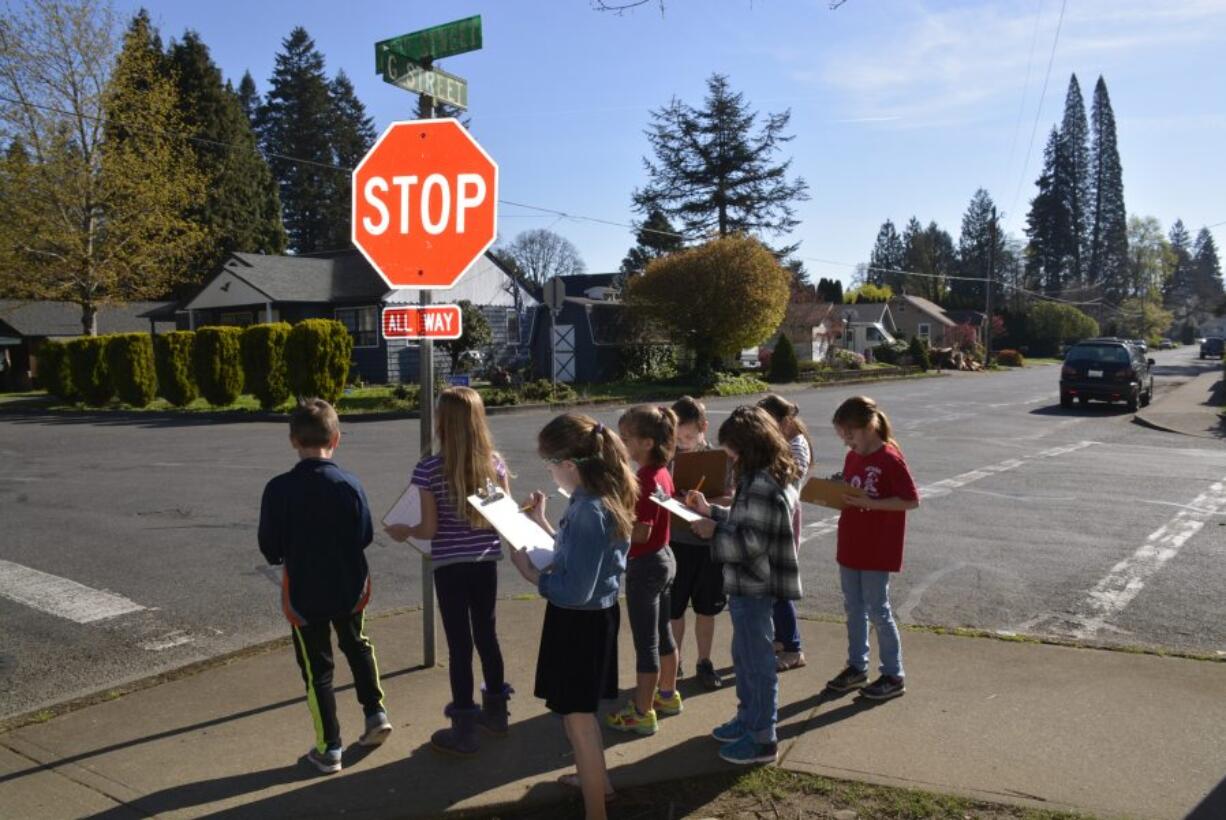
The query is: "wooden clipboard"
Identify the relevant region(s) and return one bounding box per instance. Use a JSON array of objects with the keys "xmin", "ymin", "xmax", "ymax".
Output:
[
  {"xmin": 466, "ymin": 490, "xmax": 555, "ymax": 570},
  {"xmin": 382, "ymin": 484, "xmax": 431, "ymax": 556},
  {"xmin": 800, "ymin": 477, "xmax": 867, "ymax": 510},
  {"xmin": 671, "ymin": 449, "xmax": 730, "ymax": 493}
]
